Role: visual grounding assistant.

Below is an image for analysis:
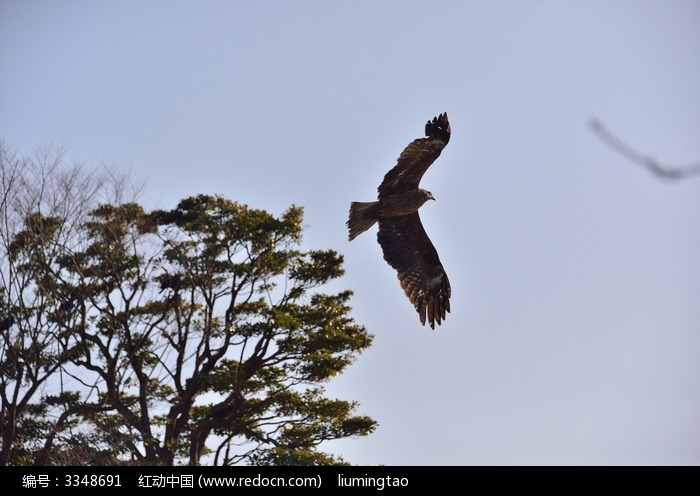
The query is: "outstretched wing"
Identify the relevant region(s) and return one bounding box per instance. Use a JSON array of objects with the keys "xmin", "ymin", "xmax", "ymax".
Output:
[
  {"xmin": 378, "ymin": 112, "xmax": 451, "ymax": 199},
  {"xmin": 377, "ymin": 213, "xmax": 451, "ymax": 329}
]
